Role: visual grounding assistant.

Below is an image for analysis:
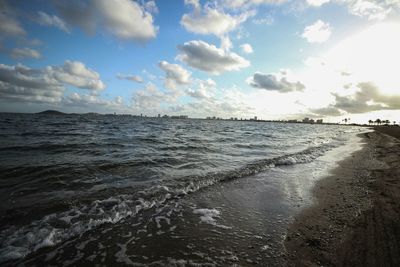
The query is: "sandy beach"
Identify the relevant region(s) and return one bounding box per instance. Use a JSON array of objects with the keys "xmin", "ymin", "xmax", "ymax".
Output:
[{"xmin": 285, "ymin": 126, "xmax": 400, "ymax": 266}]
